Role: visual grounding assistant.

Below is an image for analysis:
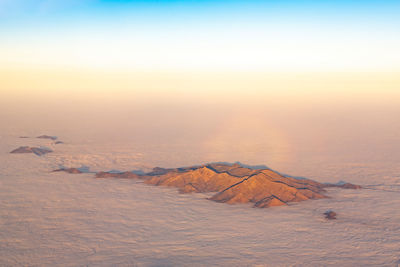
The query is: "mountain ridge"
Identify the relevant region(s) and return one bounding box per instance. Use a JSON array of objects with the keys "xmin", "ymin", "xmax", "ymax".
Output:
[{"xmin": 57, "ymin": 162, "xmax": 360, "ymax": 208}]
